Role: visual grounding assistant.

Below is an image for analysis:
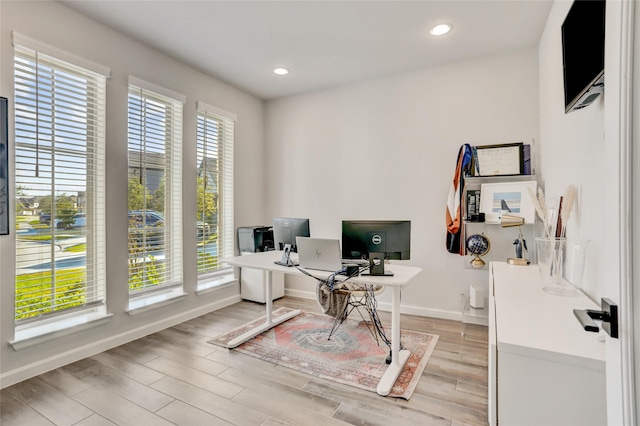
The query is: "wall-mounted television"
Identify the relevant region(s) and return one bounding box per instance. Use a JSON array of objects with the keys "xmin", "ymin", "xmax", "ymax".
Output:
[{"xmin": 562, "ymin": 0, "xmax": 606, "ymax": 113}]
